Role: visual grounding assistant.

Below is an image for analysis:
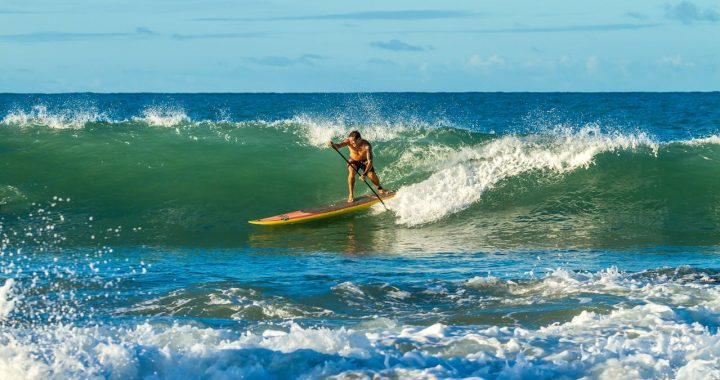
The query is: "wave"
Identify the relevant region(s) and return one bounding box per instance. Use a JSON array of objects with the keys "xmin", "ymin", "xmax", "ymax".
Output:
[
  {"xmin": 389, "ymin": 125, "xmax": 658, "ymax": 225},
  {"xmin": 120, "ymin": 286, "xmax": 334, "ymax": 320},
  {"xmin": 259, "ymin": 114, "xmax": 436, "ymax": 147},
  {"xmin": 2, "ymin": 110, "xmax": 720, "ymax": 248},
  {"xmin": 0, "ymin": 104, "xmax": 194, "ymax": 129},
  {"xmin": 0, "ymin": 104, "xmax": 455, "ymax": 147},
  {"xmin": 1, "ymin": 266, "xmax": 720, "ymax": 378},
  {"xmin": 131, "ymin": 106, "xmax": 191, "ymax": 127},
  {"xmin": 683, "ymin": 135, "xmax": 720, "ymax": 146},
  {"xmin": 1, "ymin": 105, "xmax": 108, "ymax": 129}
]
